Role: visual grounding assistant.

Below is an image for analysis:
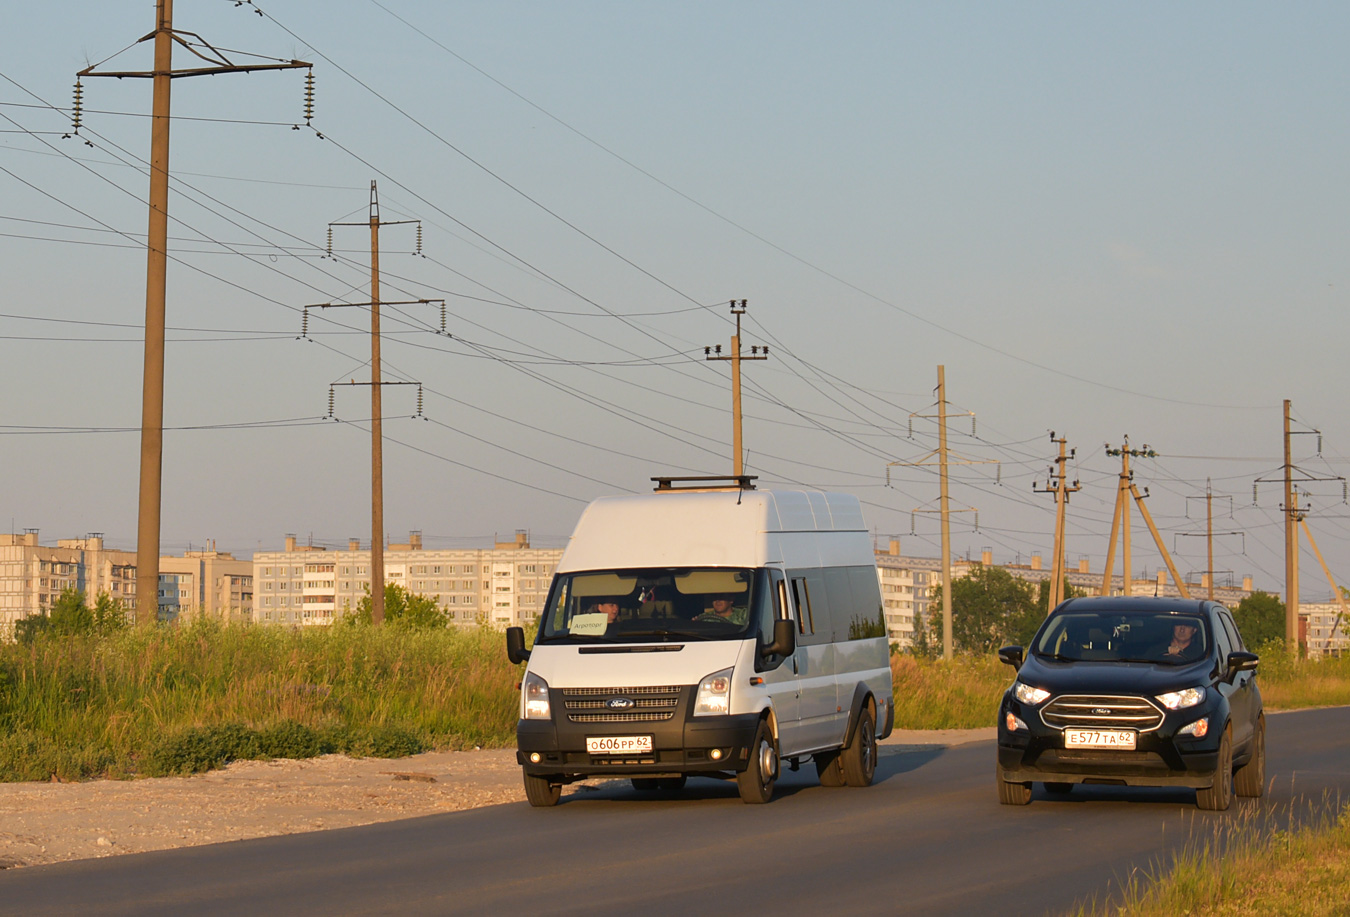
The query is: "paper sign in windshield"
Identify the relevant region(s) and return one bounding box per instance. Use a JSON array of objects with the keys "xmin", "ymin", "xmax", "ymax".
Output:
[{"xmin": 570, "ymin": 613, "xmax": 608, "ymax": 636}]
